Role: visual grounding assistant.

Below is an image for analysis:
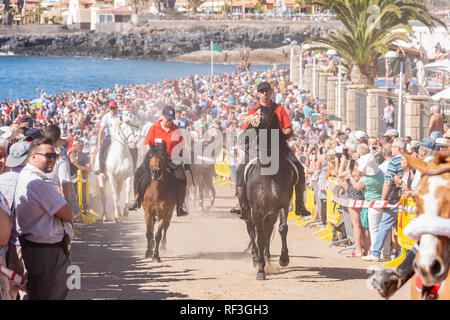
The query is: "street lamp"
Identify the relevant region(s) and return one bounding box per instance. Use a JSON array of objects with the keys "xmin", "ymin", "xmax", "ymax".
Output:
[
  {"xmin": 384, "ymin": 50, "xmax": 403, "ymax": 136},
  {"xmin": 327, "ymin": 49, "xmax": 342, "ymax": 129}
]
